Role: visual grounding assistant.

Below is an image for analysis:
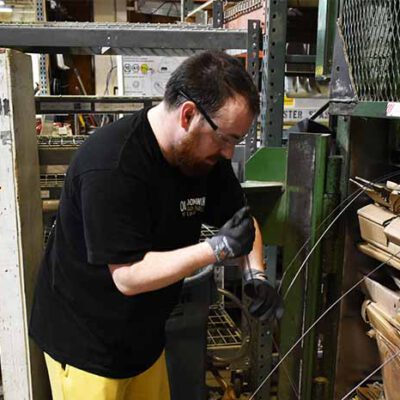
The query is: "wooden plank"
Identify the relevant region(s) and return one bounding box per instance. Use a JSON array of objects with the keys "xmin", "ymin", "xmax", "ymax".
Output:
[{"xmin": 0, "ymin": 50, "xmax": 50, "ymax": 399}]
